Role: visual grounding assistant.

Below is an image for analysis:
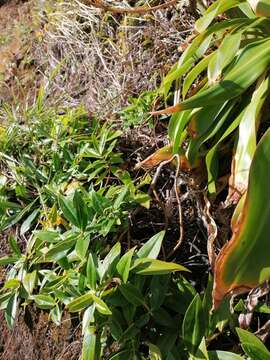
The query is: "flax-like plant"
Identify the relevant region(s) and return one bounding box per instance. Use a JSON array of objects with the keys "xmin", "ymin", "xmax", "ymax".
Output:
[
  {"xmin": 147, "ymin": 0, "xmax": 270, "ymax": 308},
  {"xmin": 151, "ymin": 0, "xmax": 270, "ymax": 199}
]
